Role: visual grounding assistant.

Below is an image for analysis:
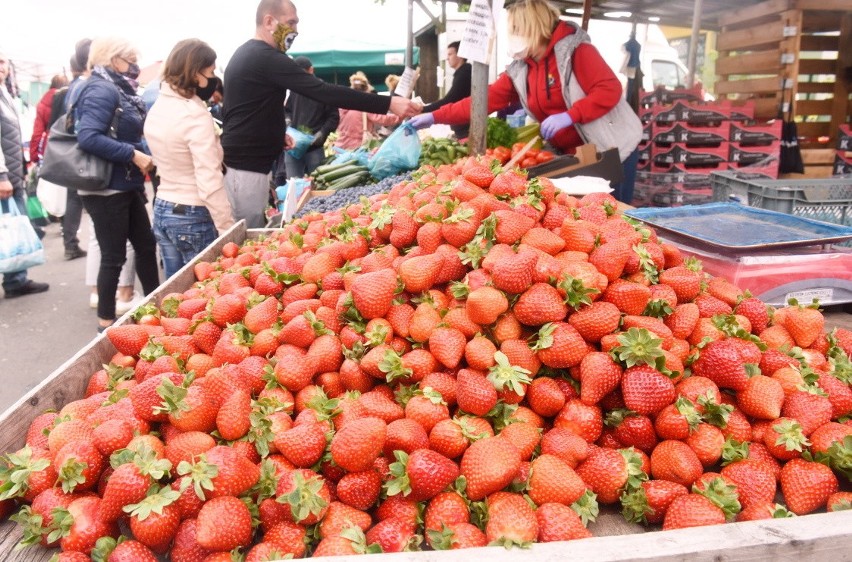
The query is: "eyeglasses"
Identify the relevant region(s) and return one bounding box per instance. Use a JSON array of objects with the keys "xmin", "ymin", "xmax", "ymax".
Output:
[{"xmin": 118, "ymin": 56, "xmax": 137, "ymax": 66}]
